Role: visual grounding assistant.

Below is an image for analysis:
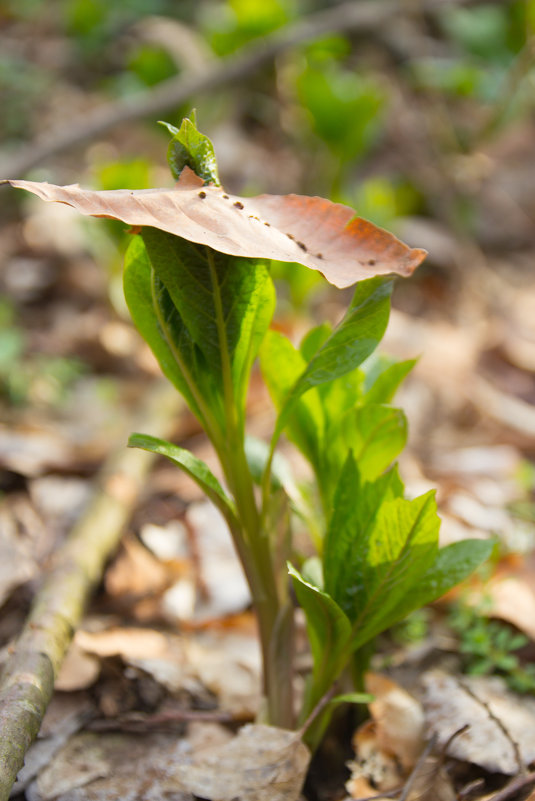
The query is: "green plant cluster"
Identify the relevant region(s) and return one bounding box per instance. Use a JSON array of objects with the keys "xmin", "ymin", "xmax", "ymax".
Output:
[
  {"xmin": 449, "ymin": 600, "xmax": 535, "ymax": 695},
  {"xmin": 123, "ymin": 118, "xmax": 492, "ymax": 745}
]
